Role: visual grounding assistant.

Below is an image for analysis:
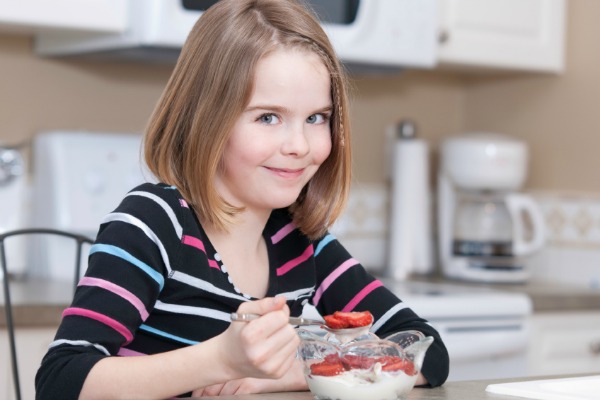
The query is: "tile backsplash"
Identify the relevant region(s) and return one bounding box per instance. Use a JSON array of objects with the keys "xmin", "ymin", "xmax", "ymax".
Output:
[
  {"xmin": 333, "ymin": 184, "xmax": 600, "ymax": 288},
  {"xmin": 528, "ymin": 191, "xmax": 600, "ymax": 289},
  {"xmin": 534, "ymin": 192, "xmax": 600, "ymax": 248}
]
